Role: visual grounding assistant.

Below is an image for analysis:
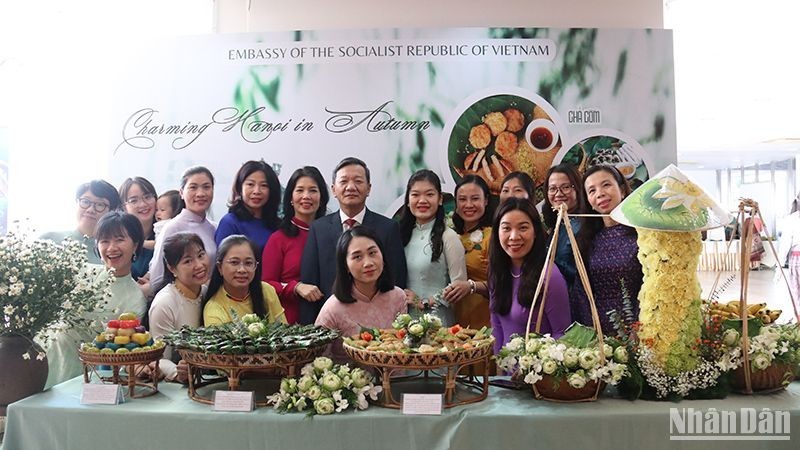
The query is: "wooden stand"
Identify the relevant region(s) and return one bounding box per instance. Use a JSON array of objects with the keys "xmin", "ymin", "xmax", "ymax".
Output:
[
  {"xmin": 79, "ymin": 348, "xmax": 164, "ymax": 398},
  {"xmin": 343, "ymin": 340, "xmax": 493, "ymax": 409},
  {"xmin": 178, "ymin": 346, "xmax": 326, "ymax": 407},
  {"xmin": 710, "ymin": 198, "xmax": 799, "ymax": 394}
]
